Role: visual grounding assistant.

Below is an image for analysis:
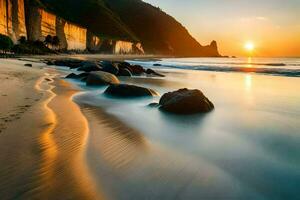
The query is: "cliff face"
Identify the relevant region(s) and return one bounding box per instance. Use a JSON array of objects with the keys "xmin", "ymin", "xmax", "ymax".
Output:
[
  {"xmin": 2, "ymin": 0, "xmax": 220, "ymax": 56},
  {"xmin": 23, "ymin": 0, "xmax": 87, "ymax": 50},
  {"xmin": 86, "ymin": 31, "xmax": 144, "ymax": 54},
  {"xmin": 64, "ymin": 21, "xmax": 86, "ymax": 50},
  {"xmin": 0, "ymin": 0, "xmax": 26, "ymax": 42},
  {"xmin": 0, "ymin": 0, "xmax": 8, "ymax": 35}
]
